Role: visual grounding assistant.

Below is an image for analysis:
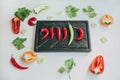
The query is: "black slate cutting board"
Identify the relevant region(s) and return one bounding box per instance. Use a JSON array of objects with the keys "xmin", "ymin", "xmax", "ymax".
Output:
[{"xmin": 34, "ymin": 21, "xmax": 91, "ymax": 52}]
